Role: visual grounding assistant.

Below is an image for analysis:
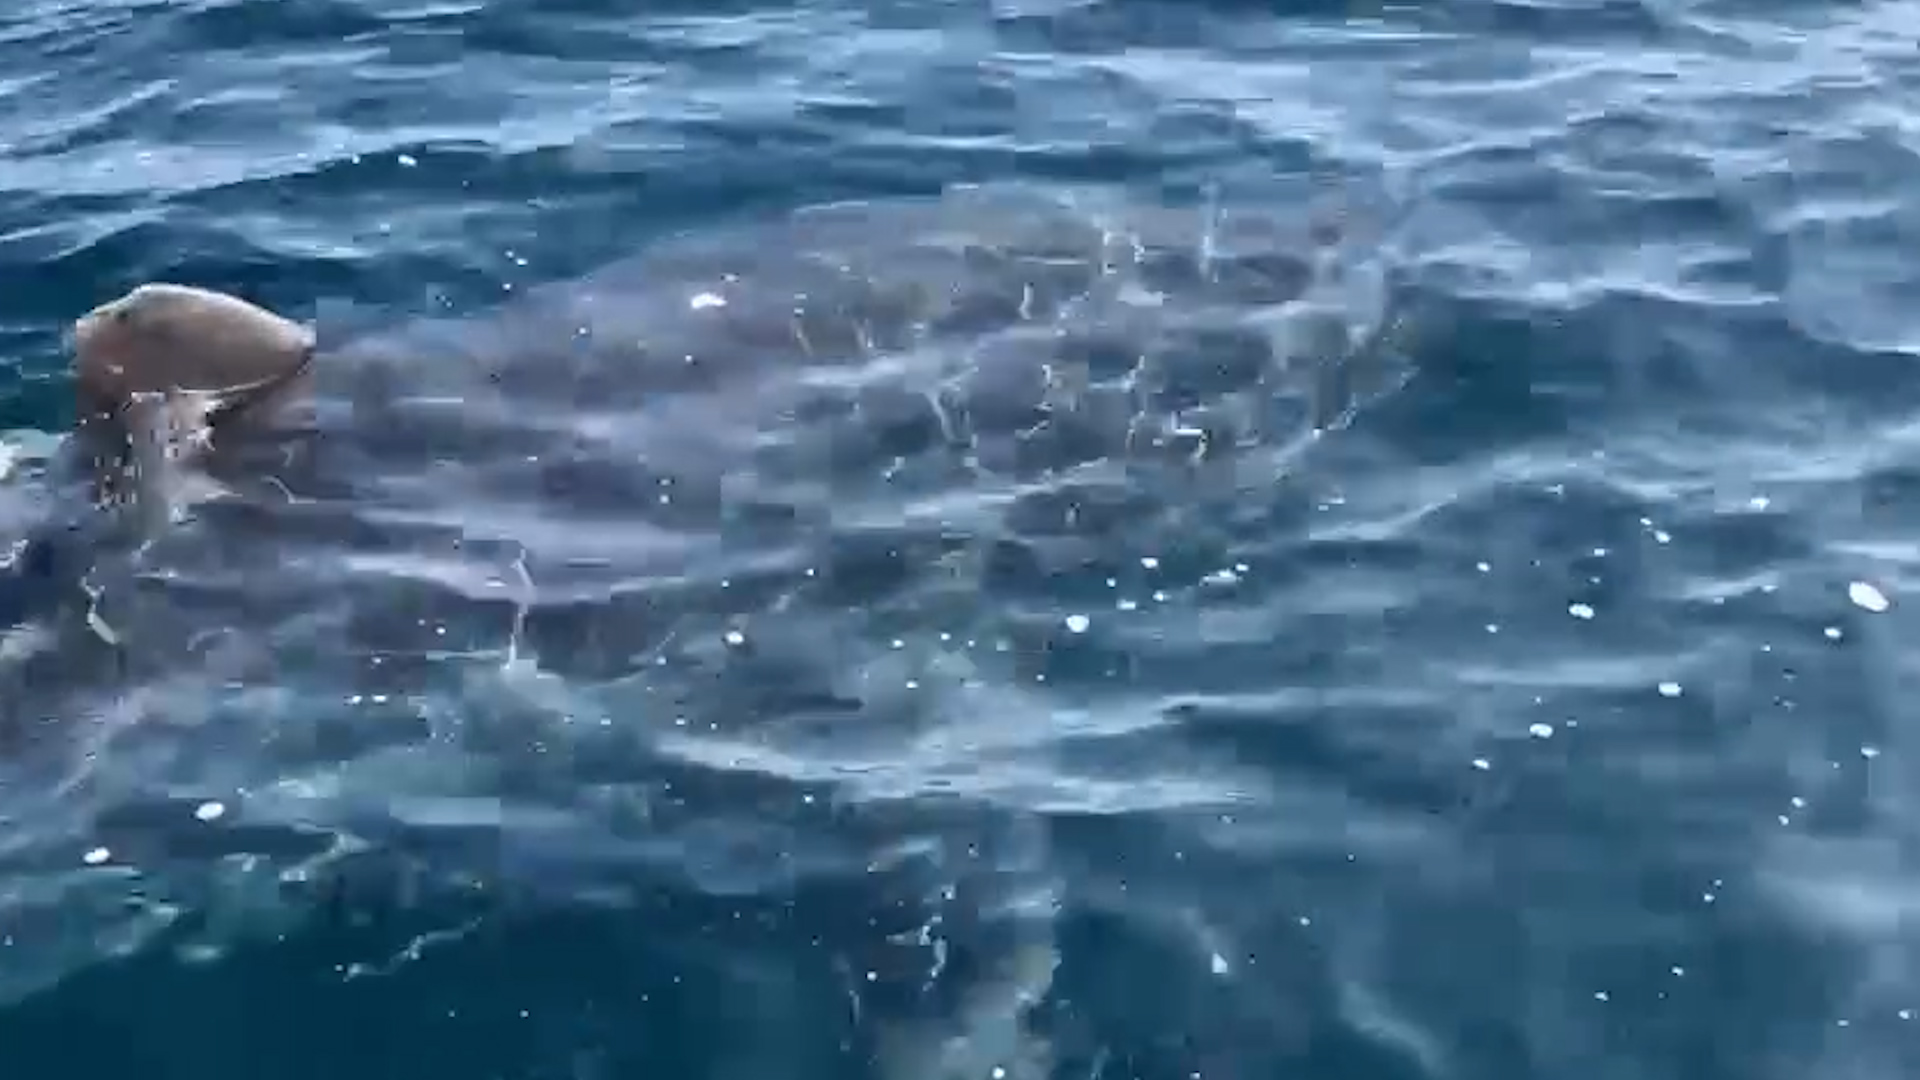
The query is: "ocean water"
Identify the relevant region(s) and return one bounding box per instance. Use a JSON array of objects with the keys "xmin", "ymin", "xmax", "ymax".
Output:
[{"xmin": 3, "ymin": 0, "xmax": 1920, "ymax": 1077}]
